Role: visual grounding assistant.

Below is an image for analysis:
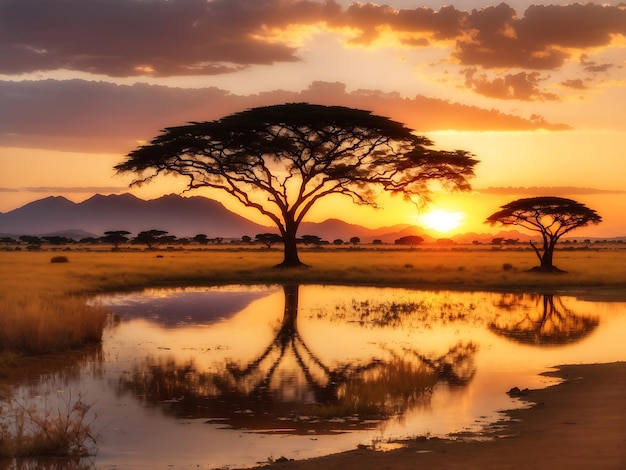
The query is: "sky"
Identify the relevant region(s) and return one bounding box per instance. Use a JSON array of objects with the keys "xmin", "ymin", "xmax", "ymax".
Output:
[{"xmin": 1, "ymin": 0, "xmax": 626, "ymax": 237}]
